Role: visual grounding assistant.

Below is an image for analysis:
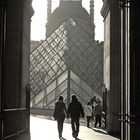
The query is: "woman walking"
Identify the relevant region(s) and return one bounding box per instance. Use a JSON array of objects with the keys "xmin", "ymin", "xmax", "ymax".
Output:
[
  {"xmin": 84, "ymin": 102, "xmax": 92, "ymax": 127},
  {"xmin": 53, "ymin": 96, "xmax": 67, "ymax": 138}
]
